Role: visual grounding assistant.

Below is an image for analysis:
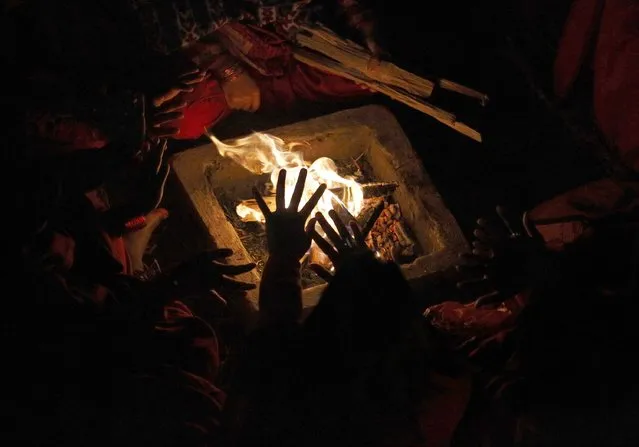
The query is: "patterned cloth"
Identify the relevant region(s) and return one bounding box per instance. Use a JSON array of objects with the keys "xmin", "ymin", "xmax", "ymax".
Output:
[{"xmin": 130, "ymin": 0, "xmax": 371, "ymax": 53}]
